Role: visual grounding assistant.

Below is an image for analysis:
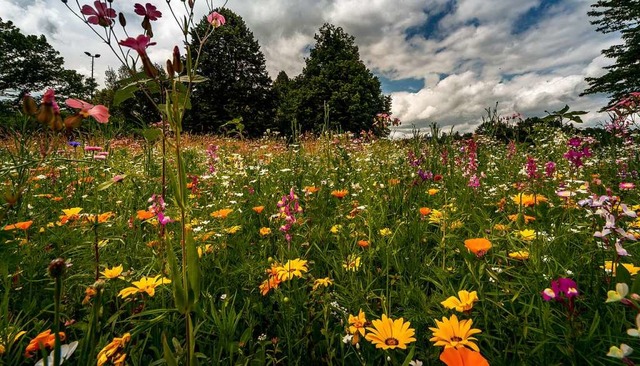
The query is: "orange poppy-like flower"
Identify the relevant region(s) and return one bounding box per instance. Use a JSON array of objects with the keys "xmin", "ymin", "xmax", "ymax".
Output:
[
  {"xmin": 464, "ymin": 238, "xmax": 492, "ymax": 257},
  {"xmin": 439, "ymin": 347, "xmax": 489, "ymax": 366},
  {"xmin": 97, "ymin": 333, "xmax": 131, "ymax": 366},
  {"xmin": 331, "ymin": 189, "xmax": 349, "ymax": 199},
  {"xmin": 24, "ymin": 330, "xmax": 66, "ymax": 357},
  {"xmin": 211, "ymin": 208, "xmax": 233, "ymax": 219},
  {"xmin": 419, "ymin": 207, "xmax": 432, "ymax": 216},
  {"xmin": 259, "ymin": 227, "xmax": 271, "ymax": 236},
  {"xmin": 348, "ymin": 309, "xmax": 367, "ymax": 344},
  {"xmin": 259, "ymin": 276, "xmax": 281, "ymax": 296},
  {"xmin": 136, "ymin": 210, "xmax": 155, "ymax": 220},
  {"xmin": 357, "ymin": 240, "xmax": 370, "ymax": 248},
  {"xmin": 4, "ymin": 220, "xmax": 33, "ymax": 231},
  {"xmin": 252, "ymin": 206, "xmax": 265, "ymax": 214},
  {"xmin": 304, "ymin": 186, "xmax": 320, "ymax": 194}
]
